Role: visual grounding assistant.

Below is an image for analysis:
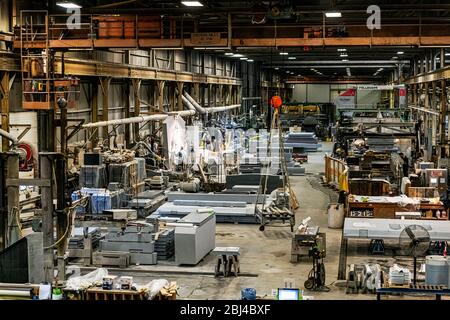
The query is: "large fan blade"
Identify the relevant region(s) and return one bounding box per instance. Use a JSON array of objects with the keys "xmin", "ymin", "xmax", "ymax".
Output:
[
  {"xmin": 404, "ymin": 227, "xmax": 416, "ymax": 241},
  {"xmin": 416, "ymin": 236, "xmax": 430, "ymax": 243},
  {"xmin": 407, "ymin": 241, "xmax": 415, "ymax": 255}
]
